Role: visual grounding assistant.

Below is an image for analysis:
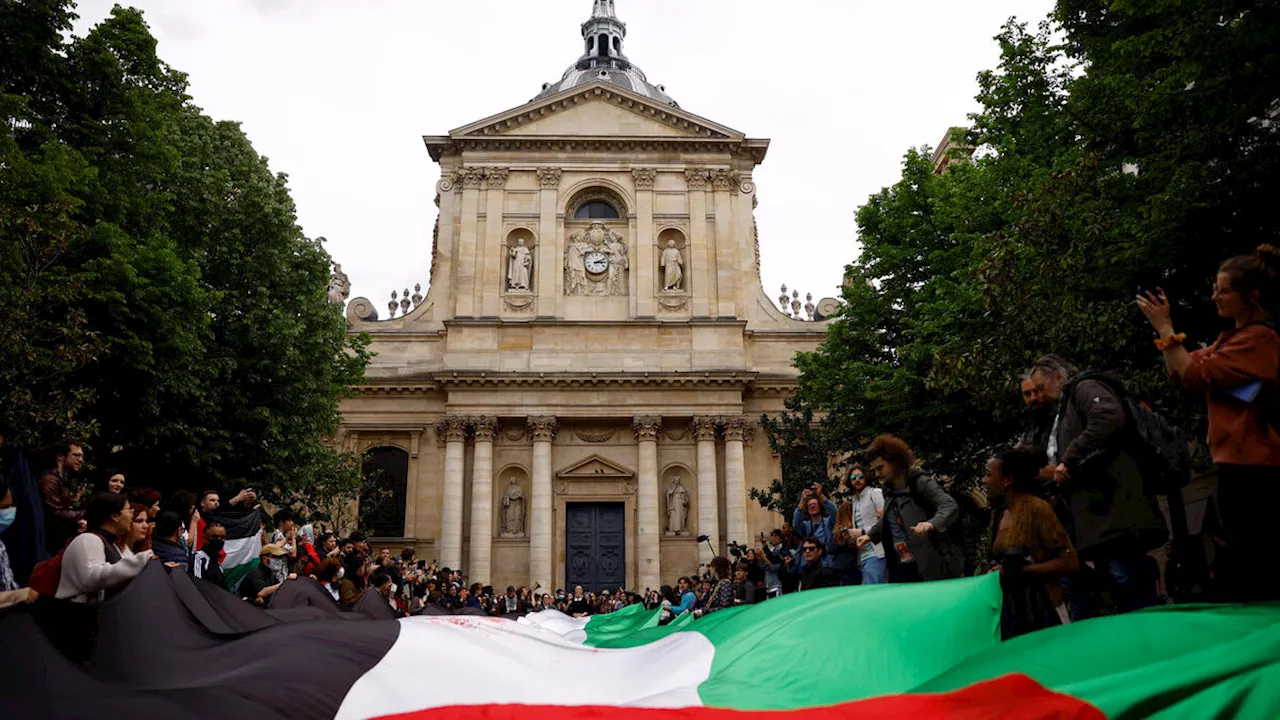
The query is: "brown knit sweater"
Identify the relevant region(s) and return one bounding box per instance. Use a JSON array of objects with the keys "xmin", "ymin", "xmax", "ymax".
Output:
[{"xmin": 1178, "ymin": 323, "xmax": 1280, "ymax": 466}]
